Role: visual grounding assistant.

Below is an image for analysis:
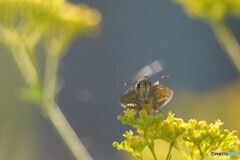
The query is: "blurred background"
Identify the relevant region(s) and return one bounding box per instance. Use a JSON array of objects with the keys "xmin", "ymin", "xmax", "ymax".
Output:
[{"xmin": 0, "ymin": 0, "xmax": 239, "ymax": 160}]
